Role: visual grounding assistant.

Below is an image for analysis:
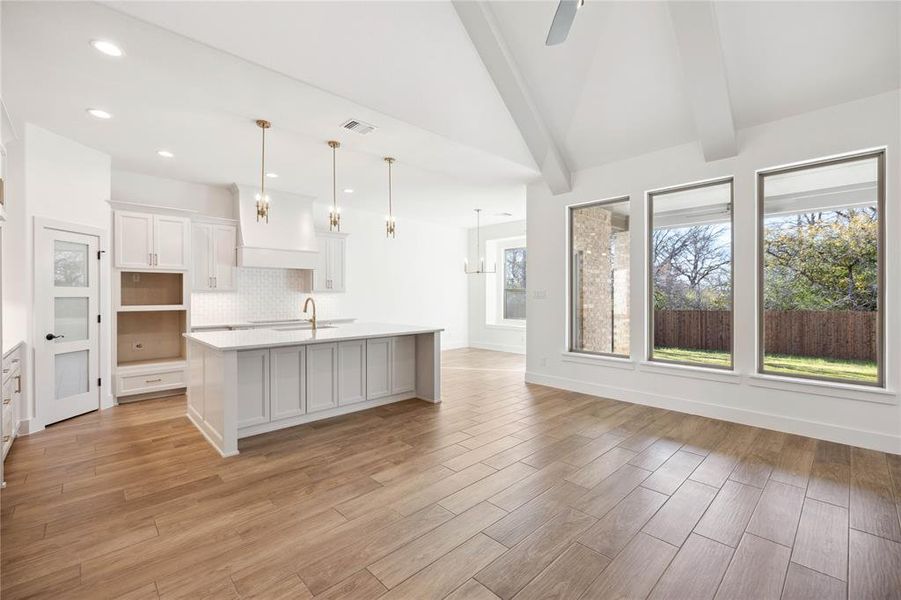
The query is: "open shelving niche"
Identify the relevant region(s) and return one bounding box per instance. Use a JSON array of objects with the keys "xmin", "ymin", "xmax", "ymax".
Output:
[{"xmin": 113, "ymin": 270, "xmax": 189, "ymax": 401}]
